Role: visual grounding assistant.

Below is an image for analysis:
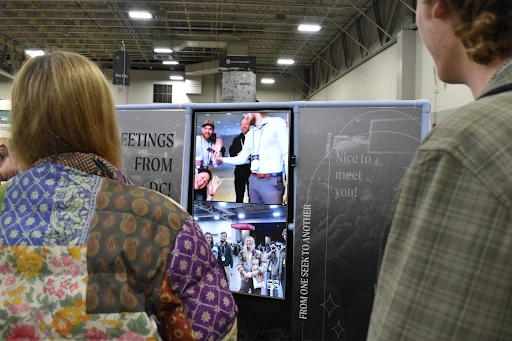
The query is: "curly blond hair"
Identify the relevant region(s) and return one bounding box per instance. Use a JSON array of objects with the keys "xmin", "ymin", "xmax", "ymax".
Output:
[{"xmin": 425, "ymin": 0, "xmax": 512, "ymax": 64}]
